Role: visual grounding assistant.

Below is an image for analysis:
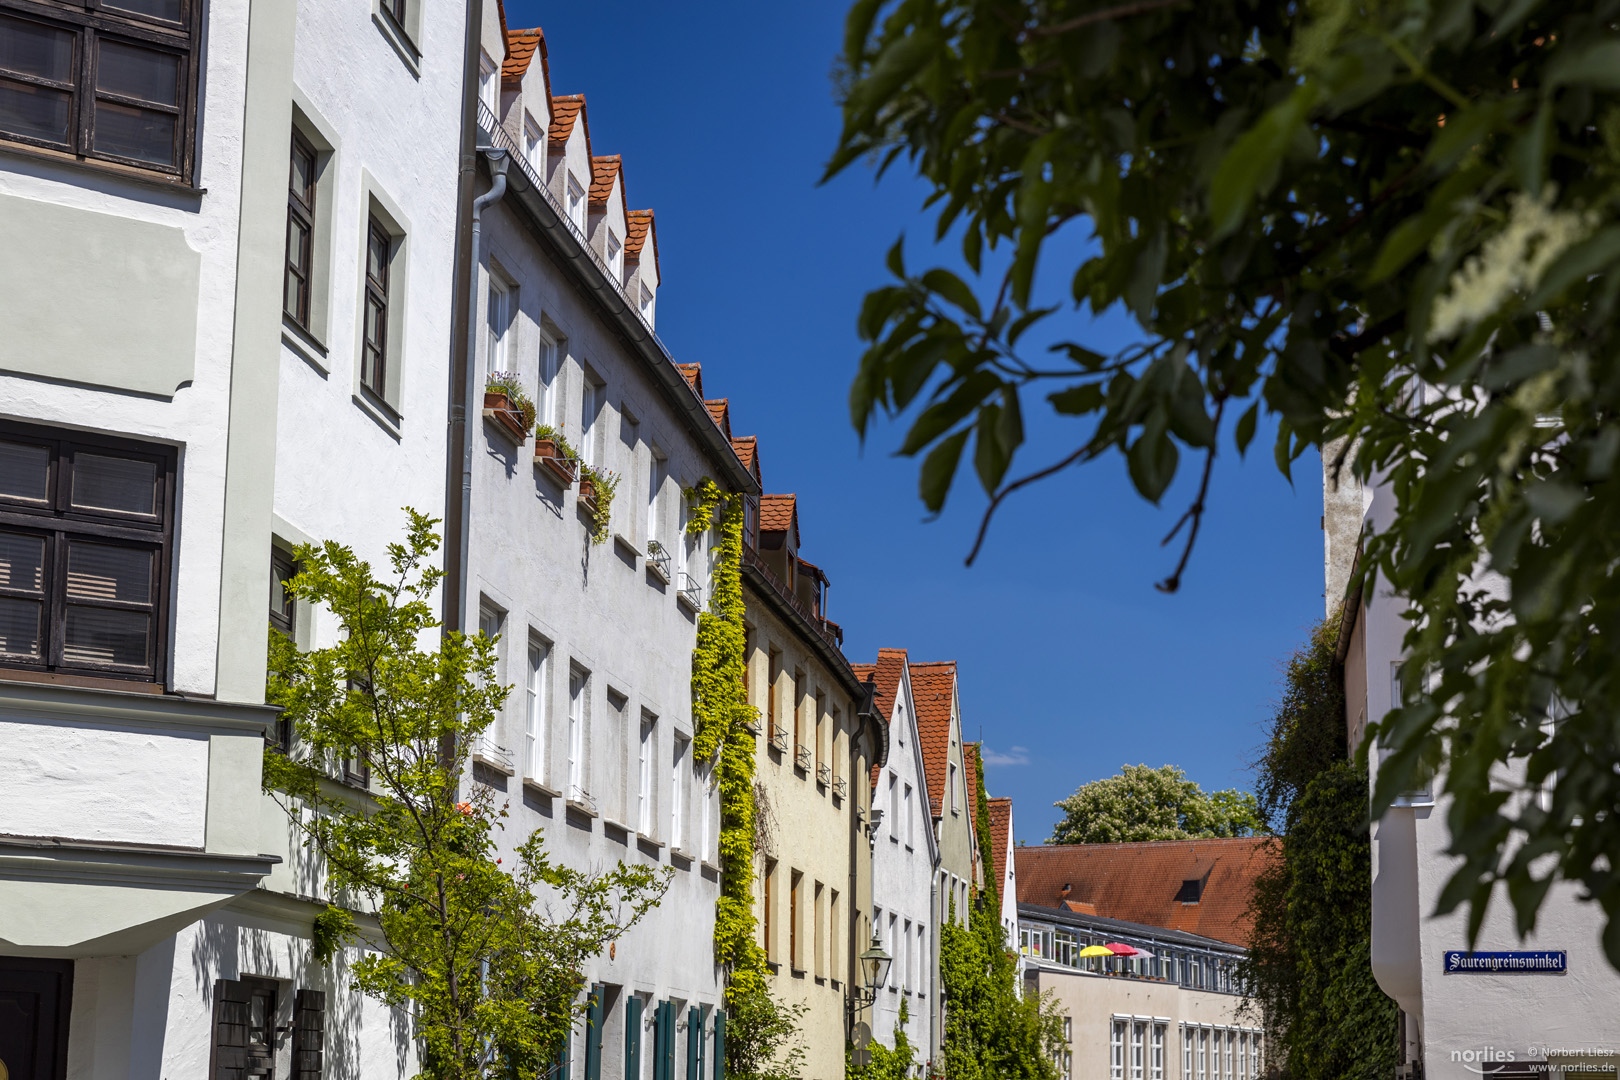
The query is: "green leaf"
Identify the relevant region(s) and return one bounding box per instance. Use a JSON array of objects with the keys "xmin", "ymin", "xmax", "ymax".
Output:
[
  {"xmin": 1512, "ymin": 101, "xmax": 1553, "ymax": 198},
  {"xmin": 1208, "ymin": 84, "xmax": 1319, "ymax": 239},
  {"xmin": 897, "ymin": 371, "xmax": 999, "ymax": 455},
  {"xmin": 920, "ymin": 268, "xmax": 983, "ymax": 319},
  {"xmin": 1234, "ymin": 401, "xmax": 1260, "ymax": 456},
  {"xmin": 1526, "ymin": 226, "xmax": 1620, "ymax": 308},
  {"xmin": 919, "ymin": 429, "xmax": 969, "ymax": 513},
  {"xmin": 1423, "ymin": 100, "xmax": 1510, "ymax": 172},
  {"xmin": 973, "ymin": 405, "xmax": 1011, "ymax": 493},
  {"xmin": 1125, "ymin": 225, "xmax": 1168, "ymax": 323},
  {"xmin": 1524, "ymin": 479, "xmax": 1585, "ymax": 524},
  {"xmin": 1126, "ymin": 411, "xmax": 1178, "ymax": 503},
  {"xmin": 843, "ymin": 27, "xmax": 940, "ymax": 129},
  {"xmin": 1006, "ymin": 306, "xmax": 1055, "ymax": 347},
  {"xmin": 1548, "ymin": 40, "xmax": 1620, "ymax": 90},
  {"xmin": 885, "ymin": 235, "xmax": 907, "ymax": 279},
  {"xmin": 1049, "ymin": 383, "xmax": 1106, "ymax": 415}
]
